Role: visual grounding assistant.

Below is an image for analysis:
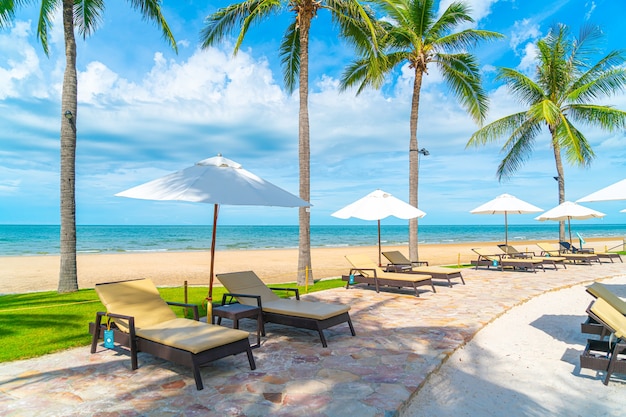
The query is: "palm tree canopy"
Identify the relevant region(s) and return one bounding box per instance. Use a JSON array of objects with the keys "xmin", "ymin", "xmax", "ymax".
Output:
[
  {"xmin": 200, "ymin": 0, "xmax": 379, "ymax": 93},
  {"xmin": 0, "ymin": 0, "xmax": 177, "ymax": 55},
  {"xmin": 340, "ymin": 0, "xmax": 503, "ymax": 123},
  {"xmin": 467, "ymin": 23, "xmax": 626, "ymax": 180}
]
